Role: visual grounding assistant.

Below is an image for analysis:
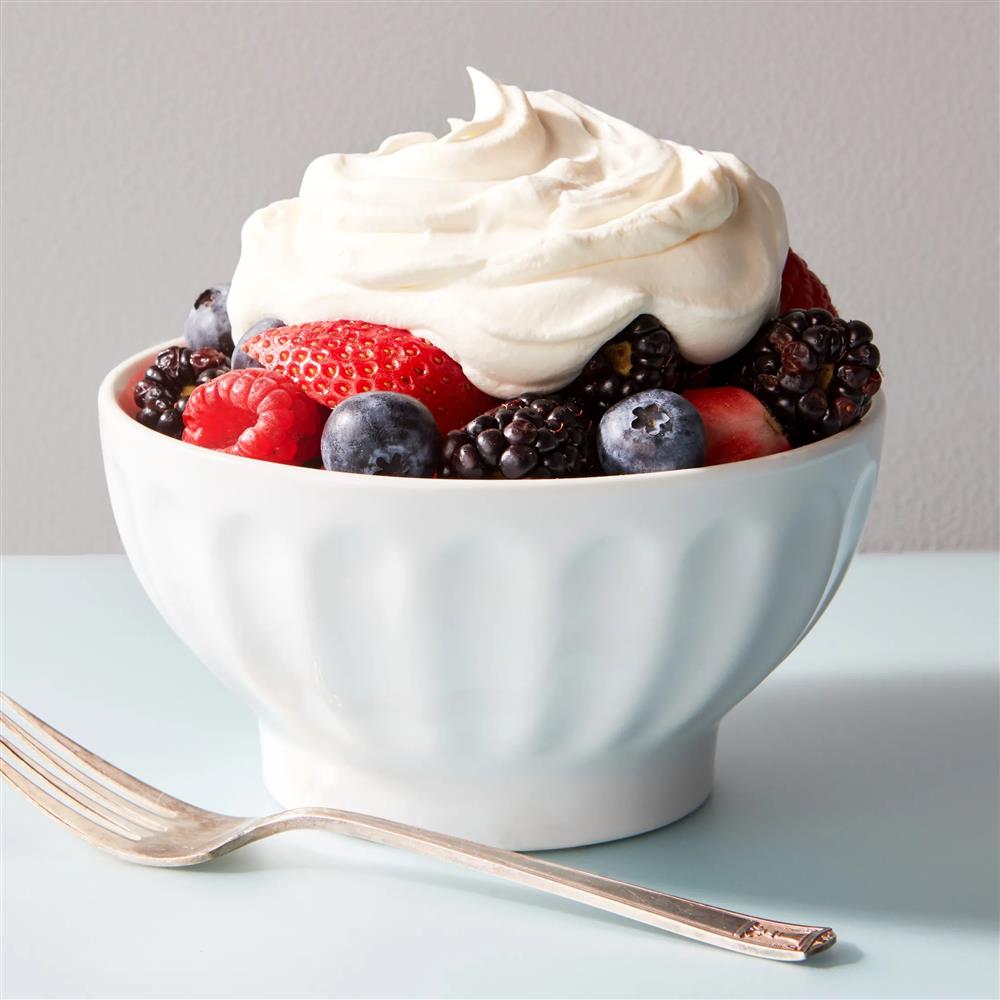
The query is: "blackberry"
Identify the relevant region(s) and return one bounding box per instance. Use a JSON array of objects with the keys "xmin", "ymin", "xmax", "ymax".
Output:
[
  {"xmin": 720, "ymin": 308, "xmax": 882, "ymax": 444},
  {"xmin": 440, "ymin": 395, "xmax": 592, "ymax": 480},
  {"xmin": 134, "ymin": 345, "xmax": 230, "ymax": 438},
  {"xmin": 565, "ymin": 314, "xmax": 683, "ymax": 418}
]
